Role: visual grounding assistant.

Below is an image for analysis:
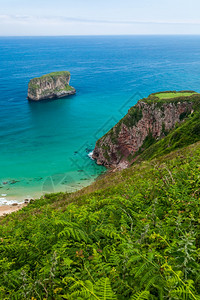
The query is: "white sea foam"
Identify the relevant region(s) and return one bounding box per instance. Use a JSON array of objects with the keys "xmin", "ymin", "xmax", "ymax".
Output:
[
  {"xmin": 88, "ymin": 151, "xmax": 94, "ymax": 160},
  {"xmin": 0, "ymin": 197, "xmax": 24, "ymax": 206},
  {"xmin": 0, "ymin": 198, "xmax": 6, "ymax": 203}
]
